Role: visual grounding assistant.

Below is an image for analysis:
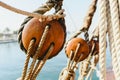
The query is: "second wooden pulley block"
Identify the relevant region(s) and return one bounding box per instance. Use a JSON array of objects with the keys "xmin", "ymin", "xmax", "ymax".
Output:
[
  {"xmin": 89, "ymin": 39, "xmax": 99, "ymax": 55},
  {"xmin": 22, "ymin": 18, "xmax": 66, "ymax": 60},
  {"xmin": 65, "ymin": 38, "xmax": 90, "ymax": 62}
]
